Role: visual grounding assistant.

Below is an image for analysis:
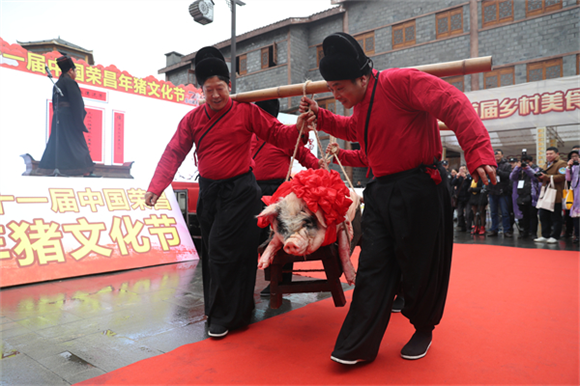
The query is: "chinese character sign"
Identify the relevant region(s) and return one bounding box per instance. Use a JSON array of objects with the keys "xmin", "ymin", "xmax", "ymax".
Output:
[
  {"xmin": 464, "ymin": 76, "xmax": 580, "ymax": 131},
  {"xmin": 0, "ymin": 177, "xmax": 197, "ymax": 287},
  {"xmin": 113, "ymin": 111, "xmax": 125, "ymax": 165},
  {"xmin": 0, "ymin": 37, "xmax": 202, "ymax": 106}
]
